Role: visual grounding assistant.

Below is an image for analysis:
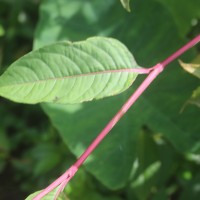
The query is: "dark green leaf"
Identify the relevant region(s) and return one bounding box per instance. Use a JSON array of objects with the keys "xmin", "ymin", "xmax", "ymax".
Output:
[
  {"xmin": 157, "ymin": 0, "xmax": 200, "ymax": 36},
  {"xmin": 180, "ymin": 173, "xmax": 200, "ymax": 200},
  {"xmin": 67, "ymin": 169, "xmax": 121, "ymax": 200},
  {"xmin": 42, "ymin": 101, "xmax": 135, "ymax": 189}
]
